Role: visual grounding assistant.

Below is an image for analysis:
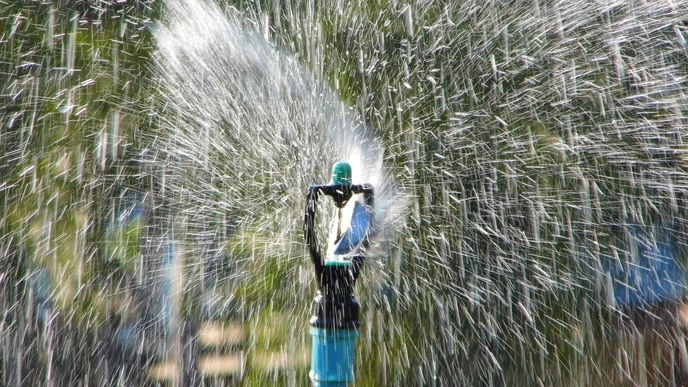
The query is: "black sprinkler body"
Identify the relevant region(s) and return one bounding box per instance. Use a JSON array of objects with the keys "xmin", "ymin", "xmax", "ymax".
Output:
[{"xmin": 305, "ymin": 183, "xmax": 374, "ymax": 326}]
